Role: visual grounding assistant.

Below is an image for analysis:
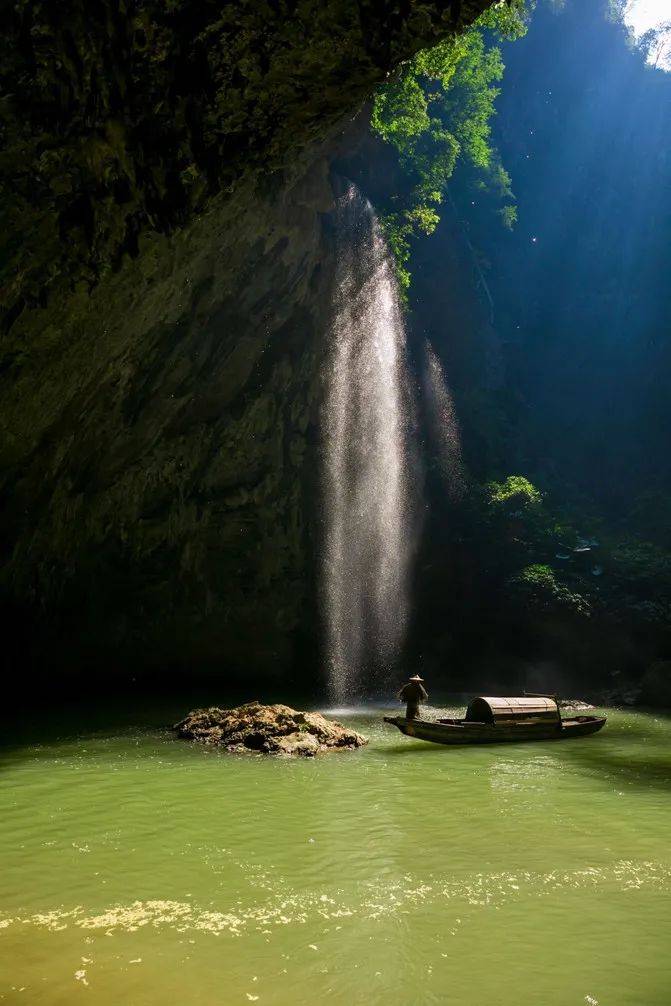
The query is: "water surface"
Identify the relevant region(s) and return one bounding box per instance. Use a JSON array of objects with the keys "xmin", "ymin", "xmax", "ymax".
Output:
[{"xmin": 1, "ymin": 706, "xmax": 670, "ymax": 1004}]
